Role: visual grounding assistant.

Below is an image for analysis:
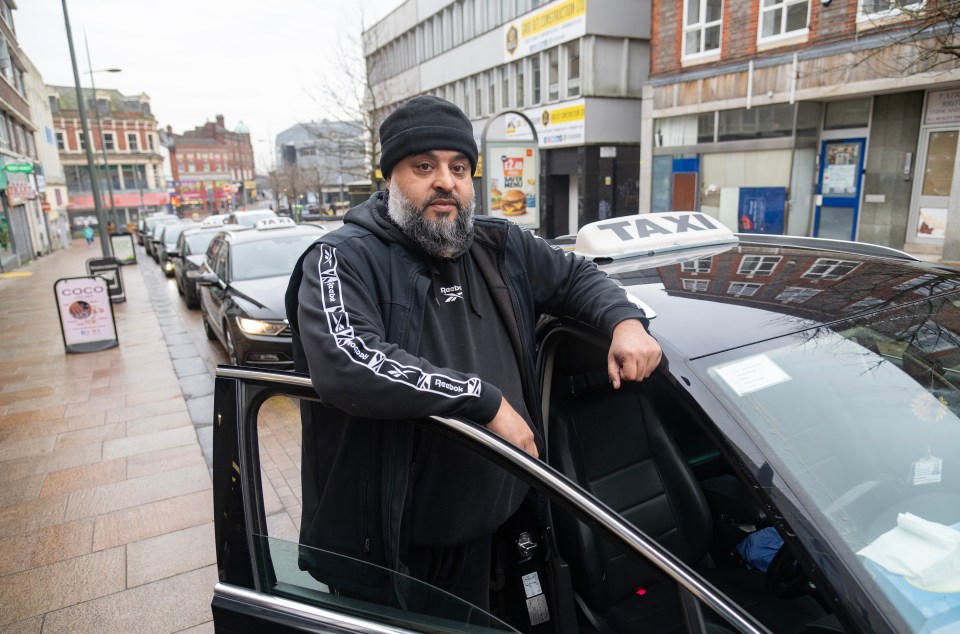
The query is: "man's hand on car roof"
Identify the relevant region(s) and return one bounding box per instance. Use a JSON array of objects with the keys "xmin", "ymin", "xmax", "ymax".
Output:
[{"xmin": 608, "ymin": 320, "xmax": 662, "ymax": 389}]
